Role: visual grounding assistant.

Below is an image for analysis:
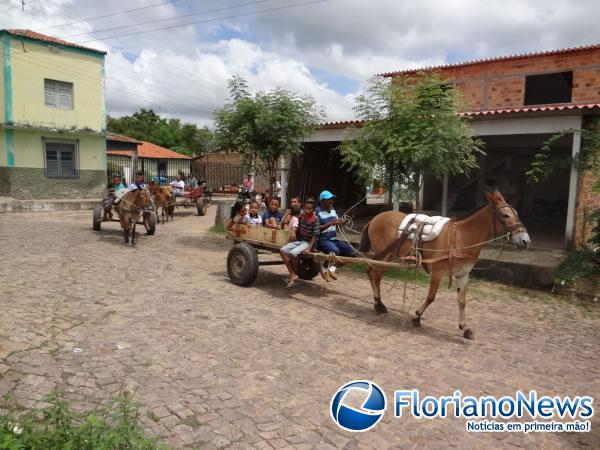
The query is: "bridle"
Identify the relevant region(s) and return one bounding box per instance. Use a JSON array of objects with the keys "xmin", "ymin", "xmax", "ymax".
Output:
[{"xmin": 493, "ymin": 203, "xmax": 526, "ymax": 239}]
